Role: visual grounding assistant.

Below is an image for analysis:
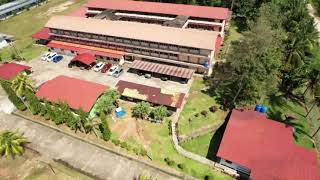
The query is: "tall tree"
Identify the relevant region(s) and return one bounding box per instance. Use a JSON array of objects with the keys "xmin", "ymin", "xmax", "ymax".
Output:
[{"xmin": 0, "ymin": 130, "xmax": 26, "ymax": 158}]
